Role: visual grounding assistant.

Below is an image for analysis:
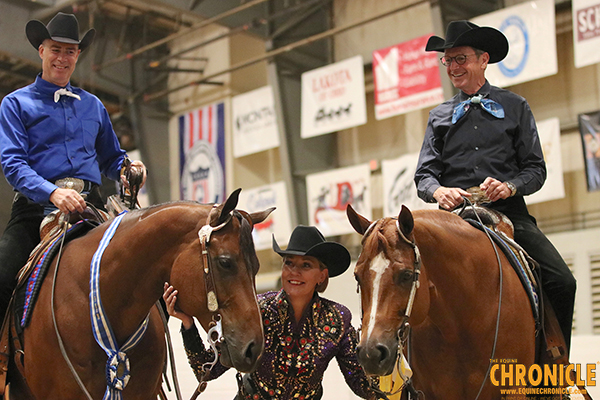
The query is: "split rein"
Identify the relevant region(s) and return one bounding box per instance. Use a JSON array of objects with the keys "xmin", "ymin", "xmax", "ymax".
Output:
[
  {"xmin": 49, "ymin": 205, "xmax": 234, "ymax": 400},
  {"xmin": 357, "ymin": 198, "xmax": 504, "ymax": 400}
]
